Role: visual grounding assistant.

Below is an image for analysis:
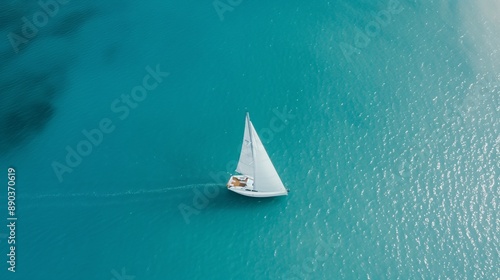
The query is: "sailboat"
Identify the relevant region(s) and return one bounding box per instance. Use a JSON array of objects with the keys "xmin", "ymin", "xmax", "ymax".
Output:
[{"xmin": 227, "ymin": 113, "xmax": 288, "ymax": 197}]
